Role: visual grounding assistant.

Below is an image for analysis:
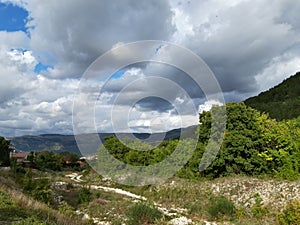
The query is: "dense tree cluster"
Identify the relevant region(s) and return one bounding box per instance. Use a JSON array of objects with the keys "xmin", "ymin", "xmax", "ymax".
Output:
[
  {"xmin": 195, "ymin": 103, "xmax": 300, "ymax": 179},
  {"xmin": 21, "ymin": 151, "xmax": 85, "ymax": 171}
]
